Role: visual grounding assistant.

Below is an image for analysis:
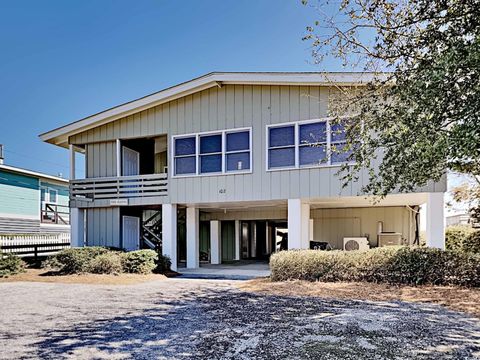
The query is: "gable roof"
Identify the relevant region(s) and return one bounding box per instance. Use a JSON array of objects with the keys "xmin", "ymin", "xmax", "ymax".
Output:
[
  {"xmin": 0, "ymin": 164, "xmax": 69, "ymax": 184},
  {"xmin": 39, "ymin": 71, "xmax": 384, "ymax": 148}
]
